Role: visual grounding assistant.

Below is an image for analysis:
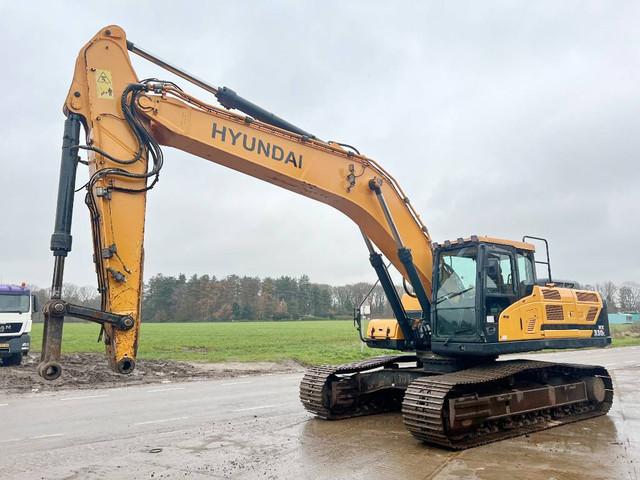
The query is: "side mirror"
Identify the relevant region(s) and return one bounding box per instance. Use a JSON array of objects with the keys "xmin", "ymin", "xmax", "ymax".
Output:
[{"xmin": 32, "ymin": 294, "xmax": 39, "ymax": 313}]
